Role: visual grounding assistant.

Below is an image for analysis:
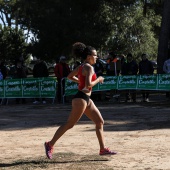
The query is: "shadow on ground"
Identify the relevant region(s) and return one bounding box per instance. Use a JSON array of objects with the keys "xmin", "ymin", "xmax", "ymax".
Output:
[
  {"xmin": 0, "ymin": 100, "xmax": 170, "ymax": 131},
  {"xmin": 0, "ymin": 152, "xmax": 111, "ymax": 170}
]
